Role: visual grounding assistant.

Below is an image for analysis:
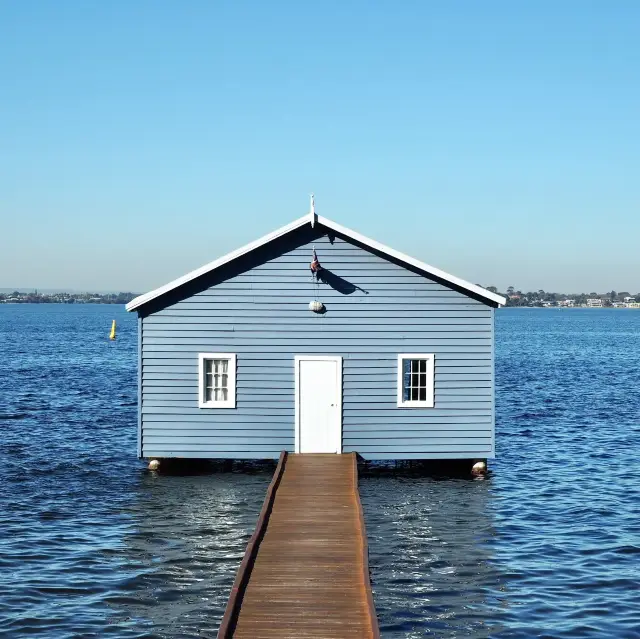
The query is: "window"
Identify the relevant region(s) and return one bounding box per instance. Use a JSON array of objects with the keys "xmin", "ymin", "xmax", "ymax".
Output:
[
  {"xmin": 198, "ymin": 353, "xmax": 236, "ymax": 408},
  {"xmin": 397, "ymin": 354, "xmax": 435, "ymax": 408}
]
